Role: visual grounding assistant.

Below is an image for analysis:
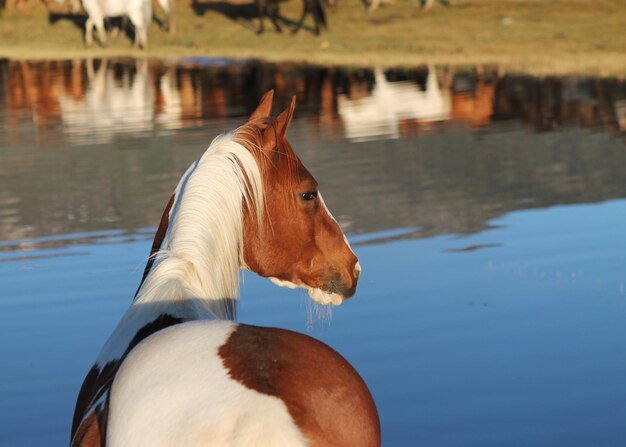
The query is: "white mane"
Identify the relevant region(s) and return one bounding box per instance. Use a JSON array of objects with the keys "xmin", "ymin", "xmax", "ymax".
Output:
[{"xmin": 134, "ymin": 132, "xmax": 264, "ymax": 320}]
